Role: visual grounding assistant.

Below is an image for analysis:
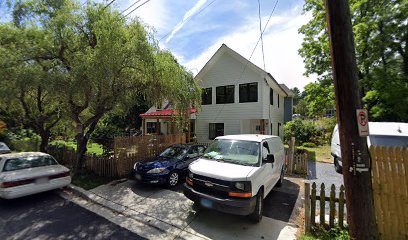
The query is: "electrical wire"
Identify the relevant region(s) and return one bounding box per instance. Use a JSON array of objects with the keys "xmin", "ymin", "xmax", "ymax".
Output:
[
  {"xmin": 124, "ymin": 0, "xmax": 152, "ymax": 17},
  {"xmin": 104, "ymin": 0, "xmax": 117, "ymax": 9},
  {"xmin": 258, "ymin": 0, "xmax": 266, "ymax": 71},
  {"xmin": 120, "ymin": 0, "xmax": 142, "ymax": 15}
]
